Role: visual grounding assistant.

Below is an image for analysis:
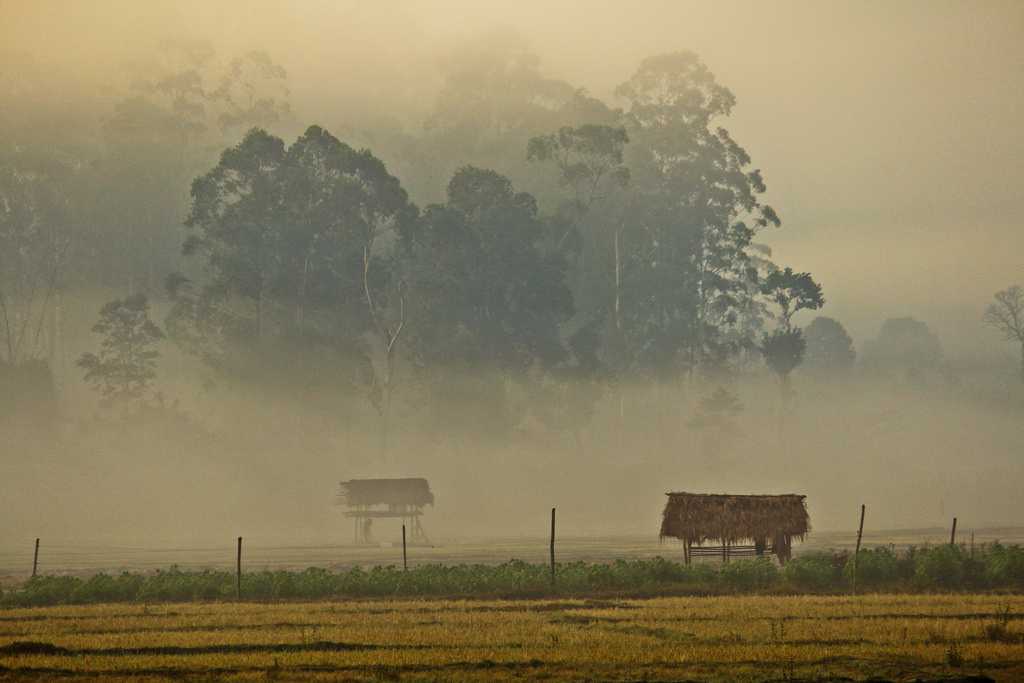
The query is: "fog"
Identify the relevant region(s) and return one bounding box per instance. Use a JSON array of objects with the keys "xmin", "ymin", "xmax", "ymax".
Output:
[{"xmin": 1, "ymin": 1, "xmax": 1022, "ymax": 556}]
